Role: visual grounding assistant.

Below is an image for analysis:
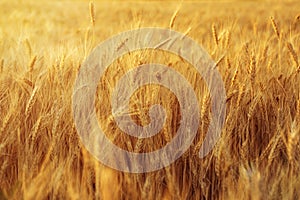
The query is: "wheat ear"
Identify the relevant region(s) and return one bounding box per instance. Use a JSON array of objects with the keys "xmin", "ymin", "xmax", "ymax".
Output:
[
  {"xmin": 270, "ymin": 17, "xmax": 280, "ymax": 39},
  {"xmin": 212, "ymin": 24, "xmax": 218, "ymax": 46},
  {"xmin": 25, "ymin": 86, "xmax": 39, "ymax": 117},
  {"xmin": 286, "ymin": 42, "xmax": 298, "ymax": 67}
]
